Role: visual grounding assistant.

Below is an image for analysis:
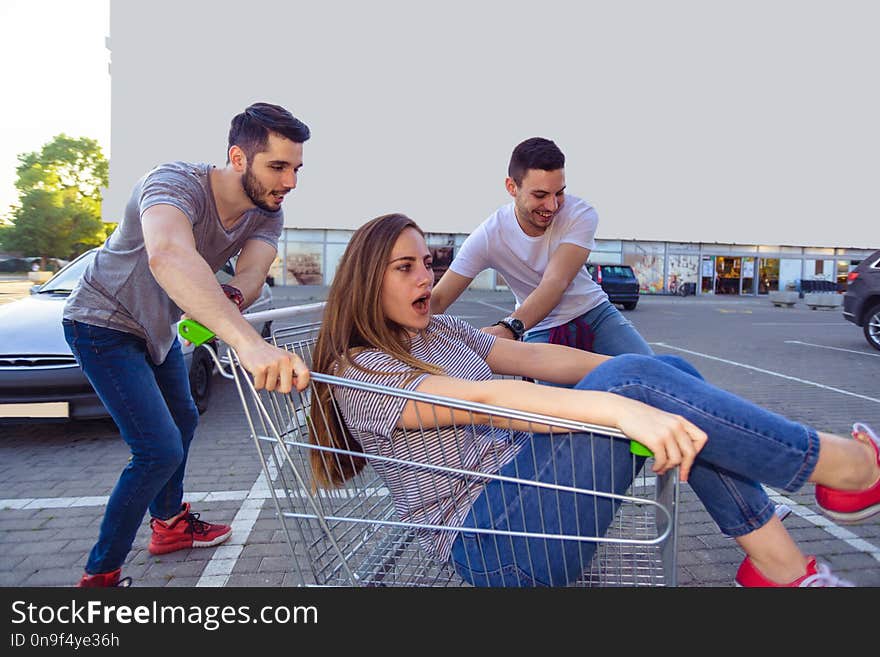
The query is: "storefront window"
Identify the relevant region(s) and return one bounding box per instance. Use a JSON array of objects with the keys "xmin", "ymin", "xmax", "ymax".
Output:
[
  {"xmin": 701, "ymin": 256, "xmax": 715, "ymax": 293},
  {"xmin": 667, "ymin": 255, "xmax": 699, "ymax": 295},
  {"xmin": 623, "ymin": 242, "xmax": 665, "ymax": 293},
  {"xmin": 714, "ymin": 256, "xmax": 741, "ymax": 294},
  {"xmin": 286, "ymin": 242, "xmax": 324, "ymax": 285},
  {"xmin": 758, "ymin": 258, "xmax": 779, "ymax": 294},
  {"xmin": 428, "ymin": 245, "xmax": 454, "ymax": 281},
  {"xmin": 741, "ymin": 257, "xmax": 755, "ymax": 295}
]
